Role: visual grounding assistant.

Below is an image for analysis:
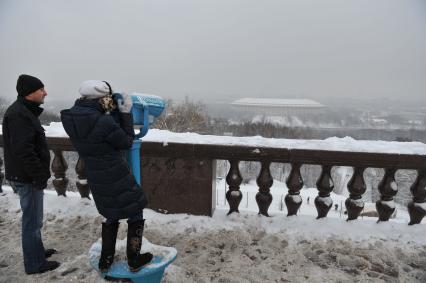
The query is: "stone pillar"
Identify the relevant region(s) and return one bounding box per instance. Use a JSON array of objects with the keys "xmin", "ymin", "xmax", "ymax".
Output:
[
  {"xmin": 285, "ymin": 163, "xmax": 303, "ymax": 216},
  {"xmin": 0, "ymin": 156, "xmax": 3, "ymax": 193},
  {"xmin": 226, "ymin": 160, "xmax": 243, "ymax": 215},
  {"xmin": 255, "ymin": 161, "xmax": 273, "ymax": 216},
  {"xmin": 345, "ymin": 167, "xmax": 366, "ymax": 221},
  {"xmin": 142, "ymin": 157, "xmax": 216, "ymax": 216},
  {"xmin": 376, "ymin": 168, "xmax": 397, "ymax": 222},
  {"xmin": 408, "ymin": 170, "xmax": 426, "ymax": 225},
  {"xmin": 75, "ymin": 157, "xmax": 90, "ymax": 199},
  {"xmin": 51, "ymin": 150, "xmax": 68, "ymax": 196},
  {"xmin": 315, "ymin": 165, "xmax": 334, "ymax": 219}
]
